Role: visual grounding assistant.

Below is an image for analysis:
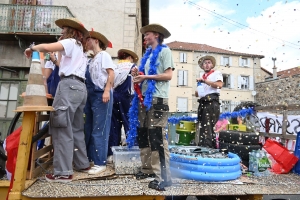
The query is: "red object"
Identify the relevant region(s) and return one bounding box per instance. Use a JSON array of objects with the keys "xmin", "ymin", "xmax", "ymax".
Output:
[
  {"xmin": 107, "ymin": 41, "xmax": 113, "ymax": 48},
  {"xmin": 202, "ymin": 70, "xmax": 215, "ymax": 80},
  {"xmin": 263, "ymin": 139, "xmax": 299, "ymax": 174},
  {"xmin": 5, "ymin": 126, "xmax": 22, "ymax": 200},
  {"xmin": 134, "ymin": 72, "xmax": 144, "ymax": 105}
]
